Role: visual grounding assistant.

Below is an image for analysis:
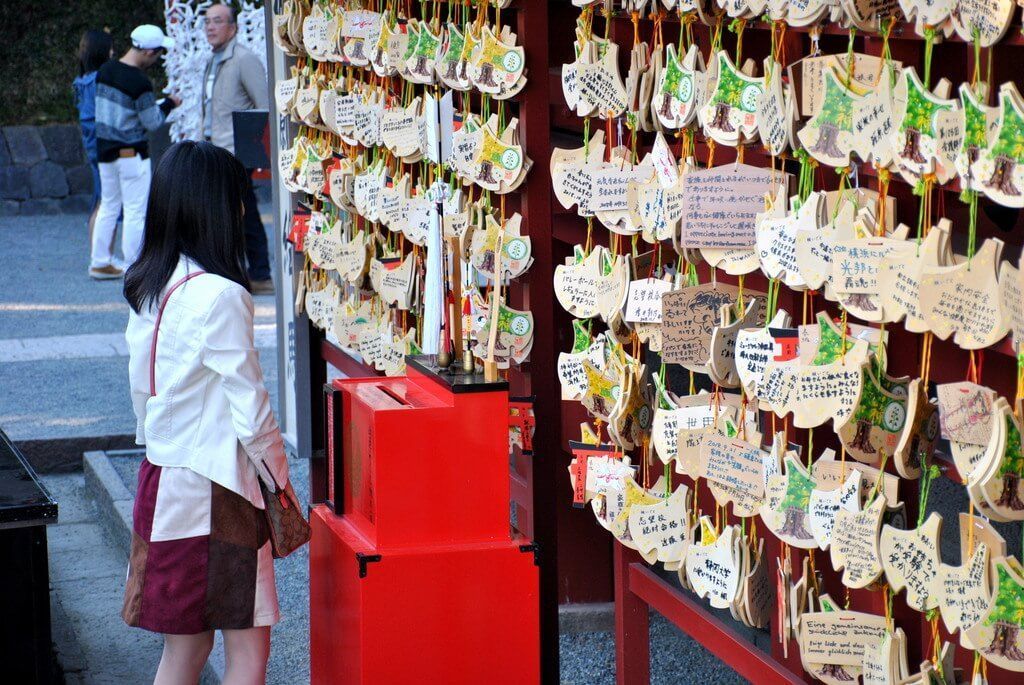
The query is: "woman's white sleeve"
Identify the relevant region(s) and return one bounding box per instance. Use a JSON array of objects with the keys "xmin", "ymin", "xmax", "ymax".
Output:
[
  {"xmin": 125, "ymin": 308, "xmax": 151, "ymax": 445},
  {"xmin": 200, "ymin": 286, "xmax": 289, "ymax": 488}
]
